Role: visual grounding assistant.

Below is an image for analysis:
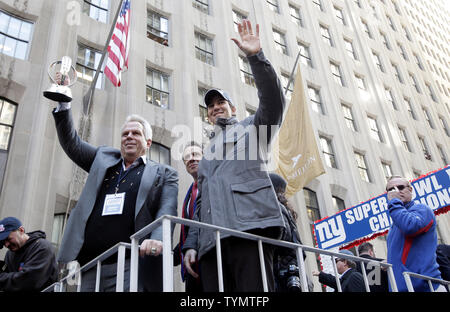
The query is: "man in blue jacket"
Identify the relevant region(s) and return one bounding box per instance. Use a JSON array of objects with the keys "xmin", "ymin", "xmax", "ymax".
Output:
[{"xmin": 386, "ymin": 175, "xmax": 445, "ymax": 292}]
